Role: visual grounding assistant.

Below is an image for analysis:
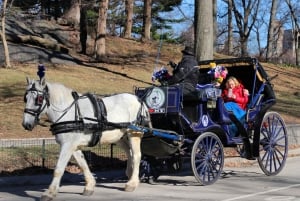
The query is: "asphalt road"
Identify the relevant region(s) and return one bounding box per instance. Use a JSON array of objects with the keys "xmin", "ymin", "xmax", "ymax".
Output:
[{"xmin": 1, "ymin": 155, "xmax": 300, "ymax": 201}]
